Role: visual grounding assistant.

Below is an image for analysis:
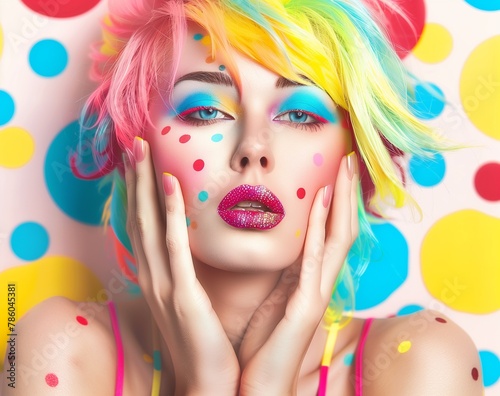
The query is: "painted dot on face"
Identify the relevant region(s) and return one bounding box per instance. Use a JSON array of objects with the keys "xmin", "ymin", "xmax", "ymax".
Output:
[
  {"xmin": 297, "ymin": 188, "xmax": 306, "ymax": 199},
  {"xmin": 76, "ymin": 316, "xmax": 88, "ymax": 325},
  {"xmin": 295, "ymin": 229, "xmax": 301, "ymax": 238},
  {"xmin": 198, "ymin": 191, "xmax": 209, "ymax": 202},
  {"xmin": 435, "ymin": 317, "xmax": 447, "ymax": 324},
  {"xmin": 193, "ymin": 159, "xmax": 205, "ymax": 171},
  {"xmin": 193, "ymin": 33, "xmax": 203, "ymax": 41},
  {"xmin": 186, "ymin": 217, "xmax": 191, "ymax": 227},
  {"xmin": 191, "ymin": 221, "xmax": 198, "ymax": 230},
  {"xmin": 211, "ymin": 133, "xmax": 223, "ymax": 142},
  {"xmin": 398, "ymin": 340, "xmax": 412, "ymax": 354},
  {"xmin": 179, "ymin": 134, "xmax": 191, "ymax": 143},
  {"xmin": 143, "ymin": 354, "xmax": 153, "ymax": 364},
  {"xmin": 343, "ymin": 353, "xmax": 354, "ymax": 366},
  {"xmin": 45, "ymin": 373, "xmax": 59, "ymax": 387},
  {"xmin": 200, "ymin": 36, "xmax": 211, "ymax": 46},
  {"xmin": 313, "ymin": 153, "xmax": 324, "ymax": 167},
  {"xmin": 471, "ymin": 367, "xmax": 479, "ymax": 381},
  {"xmin": 161, "ymin": 126, "xmax": 171, "ymax": 135},
  {"xmin": 205, "ymin": 56, "xmax": 215, "ymax": 64},
  {"xmin": 219, "ymin": 65, "xmax": 226, "ymax": 71}
]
